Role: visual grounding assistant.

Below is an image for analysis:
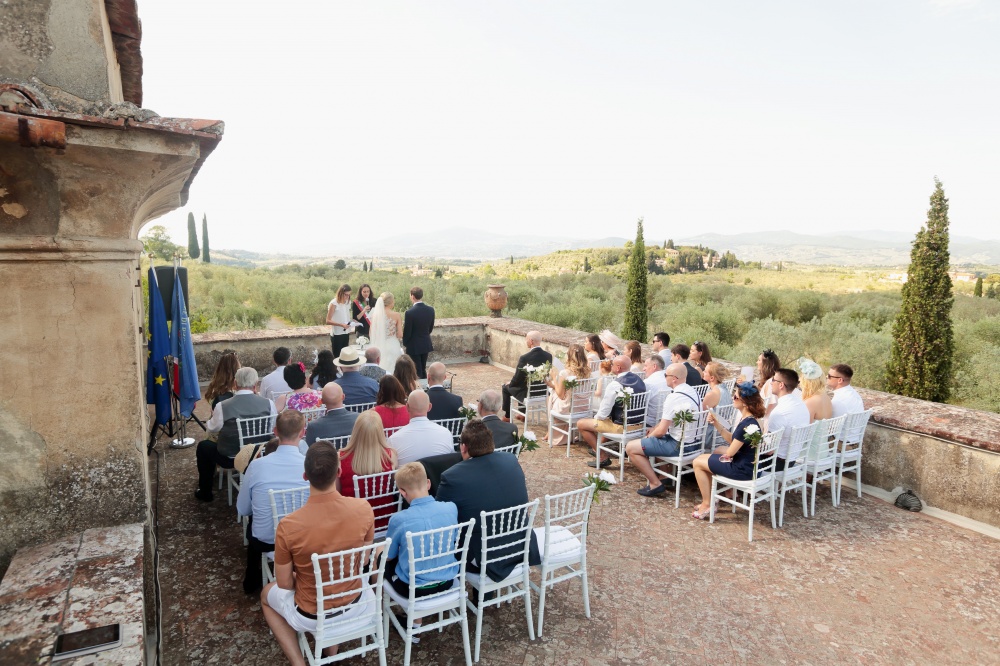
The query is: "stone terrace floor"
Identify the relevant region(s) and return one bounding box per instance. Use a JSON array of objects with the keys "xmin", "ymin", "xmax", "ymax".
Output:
[{"xmin": 151, "ymin": 363, "xmax": 1000, "ymax": 665}]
